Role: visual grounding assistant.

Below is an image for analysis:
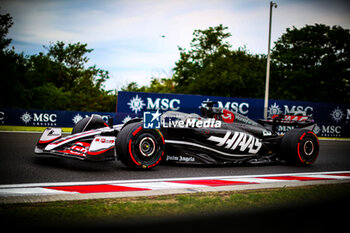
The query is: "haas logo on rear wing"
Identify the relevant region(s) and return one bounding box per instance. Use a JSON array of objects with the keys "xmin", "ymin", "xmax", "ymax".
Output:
[{"xmin": 207, "ymin": 131, "xmax": 262, "ymax": 154}]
